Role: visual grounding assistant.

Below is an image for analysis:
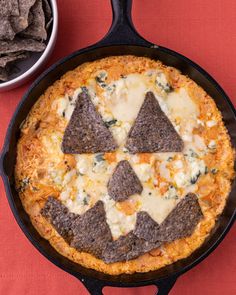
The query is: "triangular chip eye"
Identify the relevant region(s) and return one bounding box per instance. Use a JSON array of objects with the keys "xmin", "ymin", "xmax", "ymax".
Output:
[
  {"xmin": 107, "ymin": 160, "xmax": 143, "ymax": 202},
  {"xmin": 125, "ymin": 91, "xmax": 184, "ymax": 153},
  {"xmin": 61, "ymin": 92, "xmax": 117, "ymax": 154}
]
